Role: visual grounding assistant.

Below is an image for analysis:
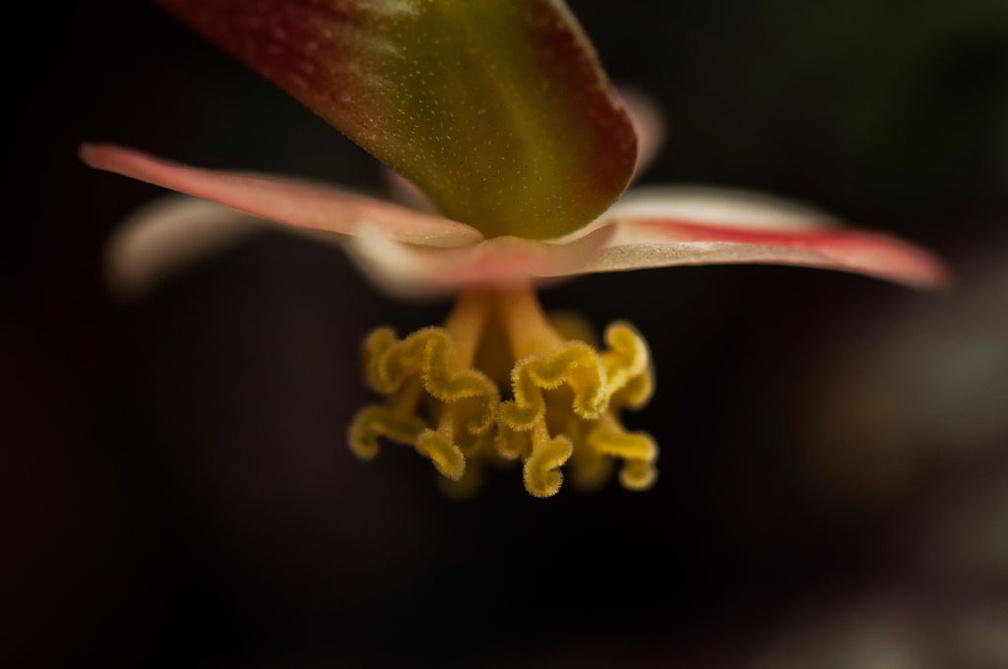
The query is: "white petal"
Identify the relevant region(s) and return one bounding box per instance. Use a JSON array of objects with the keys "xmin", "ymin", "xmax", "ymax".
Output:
[
  {"xmin": 606, "ymin": 185, "xmax": 842, "ymax": 230},
  {"xmin": 105, "ymin": 196, "xmax": 271, "ymax": 299}
]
